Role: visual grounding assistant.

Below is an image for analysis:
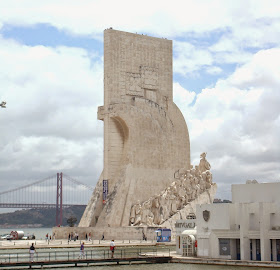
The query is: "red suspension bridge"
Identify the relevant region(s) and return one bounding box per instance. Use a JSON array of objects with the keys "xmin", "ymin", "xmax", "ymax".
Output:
[{"xmin": 0, "ymin": 173, "xmax": 94, "ymax": 226}]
